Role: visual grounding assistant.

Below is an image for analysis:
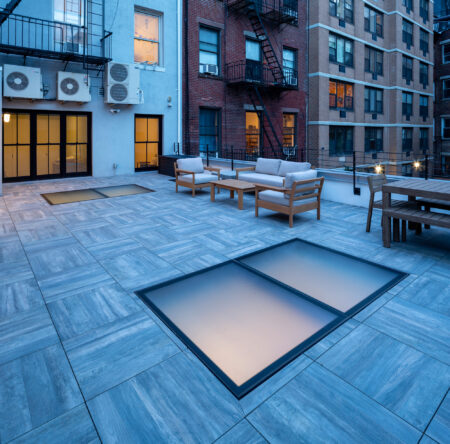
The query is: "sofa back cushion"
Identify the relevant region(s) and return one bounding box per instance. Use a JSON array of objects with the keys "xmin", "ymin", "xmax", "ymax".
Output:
[
  {"xmin": 255, "ymin": 158, "xmax": 281, "ymax": 175},
  {"xmin": 278, "ymin": 160, "xmax": 311, "ymax": 177},
  {"xmin": 177, "ymin": 157, "xmax": 204, "ymax": 173},
  {"xmin": 285, "ymin": 170, "xmax": 318, "ymax": 194}
]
